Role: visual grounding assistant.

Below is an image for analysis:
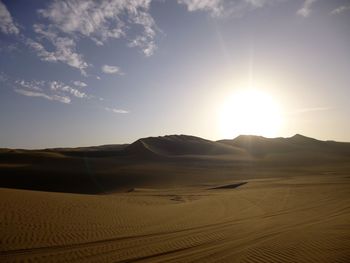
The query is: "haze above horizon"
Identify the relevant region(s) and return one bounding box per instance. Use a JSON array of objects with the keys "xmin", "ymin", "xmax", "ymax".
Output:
[{"xmin": 1, "ymin": 0, "xmax": 350, "ymax": 148}]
